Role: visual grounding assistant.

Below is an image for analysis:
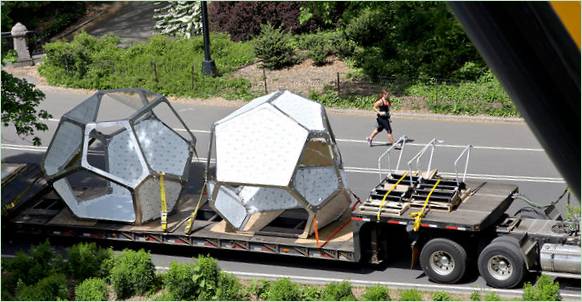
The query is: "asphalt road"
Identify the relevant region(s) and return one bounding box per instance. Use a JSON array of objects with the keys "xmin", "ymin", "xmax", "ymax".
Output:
[{"xmin": 2, "ymin": 85, "xmax": 580, "ymax": 297}]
